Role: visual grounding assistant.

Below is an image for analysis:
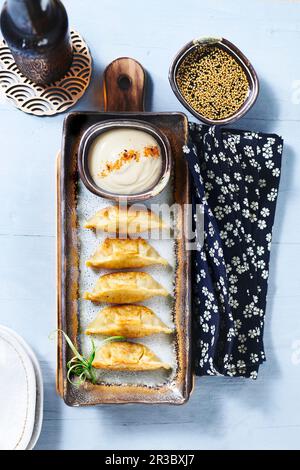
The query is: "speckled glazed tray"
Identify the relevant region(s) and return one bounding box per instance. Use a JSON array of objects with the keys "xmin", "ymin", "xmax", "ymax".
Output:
[
  {"xmin": 57, "ymin": 109, "xmax": 192, "ymax": 406},
  {"xmin": 57, "ymin": 59, "xmax": 192, "ymax": 406}
]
